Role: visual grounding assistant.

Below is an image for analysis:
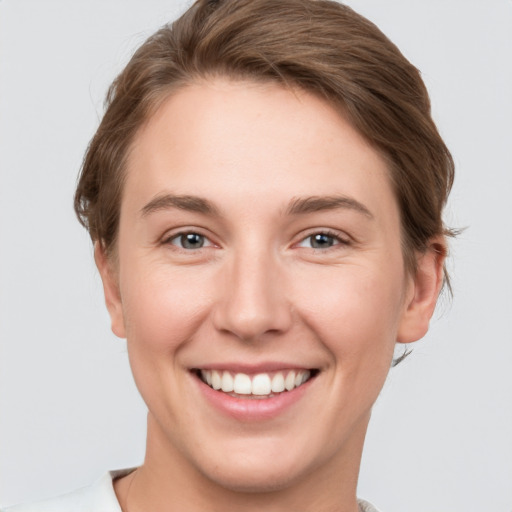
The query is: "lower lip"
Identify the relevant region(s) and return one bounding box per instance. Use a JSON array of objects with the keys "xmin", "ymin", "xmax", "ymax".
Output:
[{"xmin": 193, "ymin": 373, "xmax": 314, "ymax": 422}]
